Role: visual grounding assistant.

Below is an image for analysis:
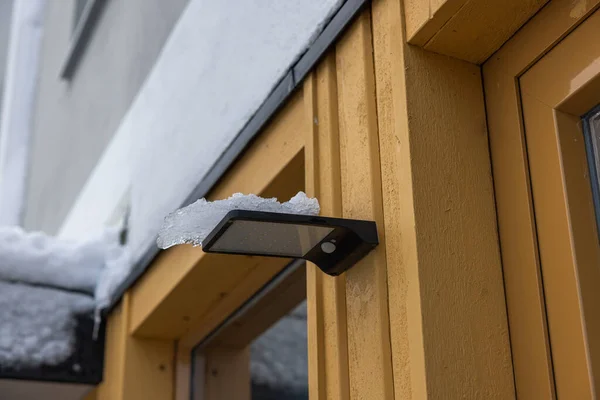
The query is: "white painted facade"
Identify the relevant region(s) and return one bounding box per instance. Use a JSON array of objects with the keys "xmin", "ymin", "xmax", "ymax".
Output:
[
  {"xmin": 0, "ymin": 0, "xmax": 45, "ymax": 226},
  {"xmin": 56, "ymin": 0, "xmax": 343, "ymax": 267}
]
